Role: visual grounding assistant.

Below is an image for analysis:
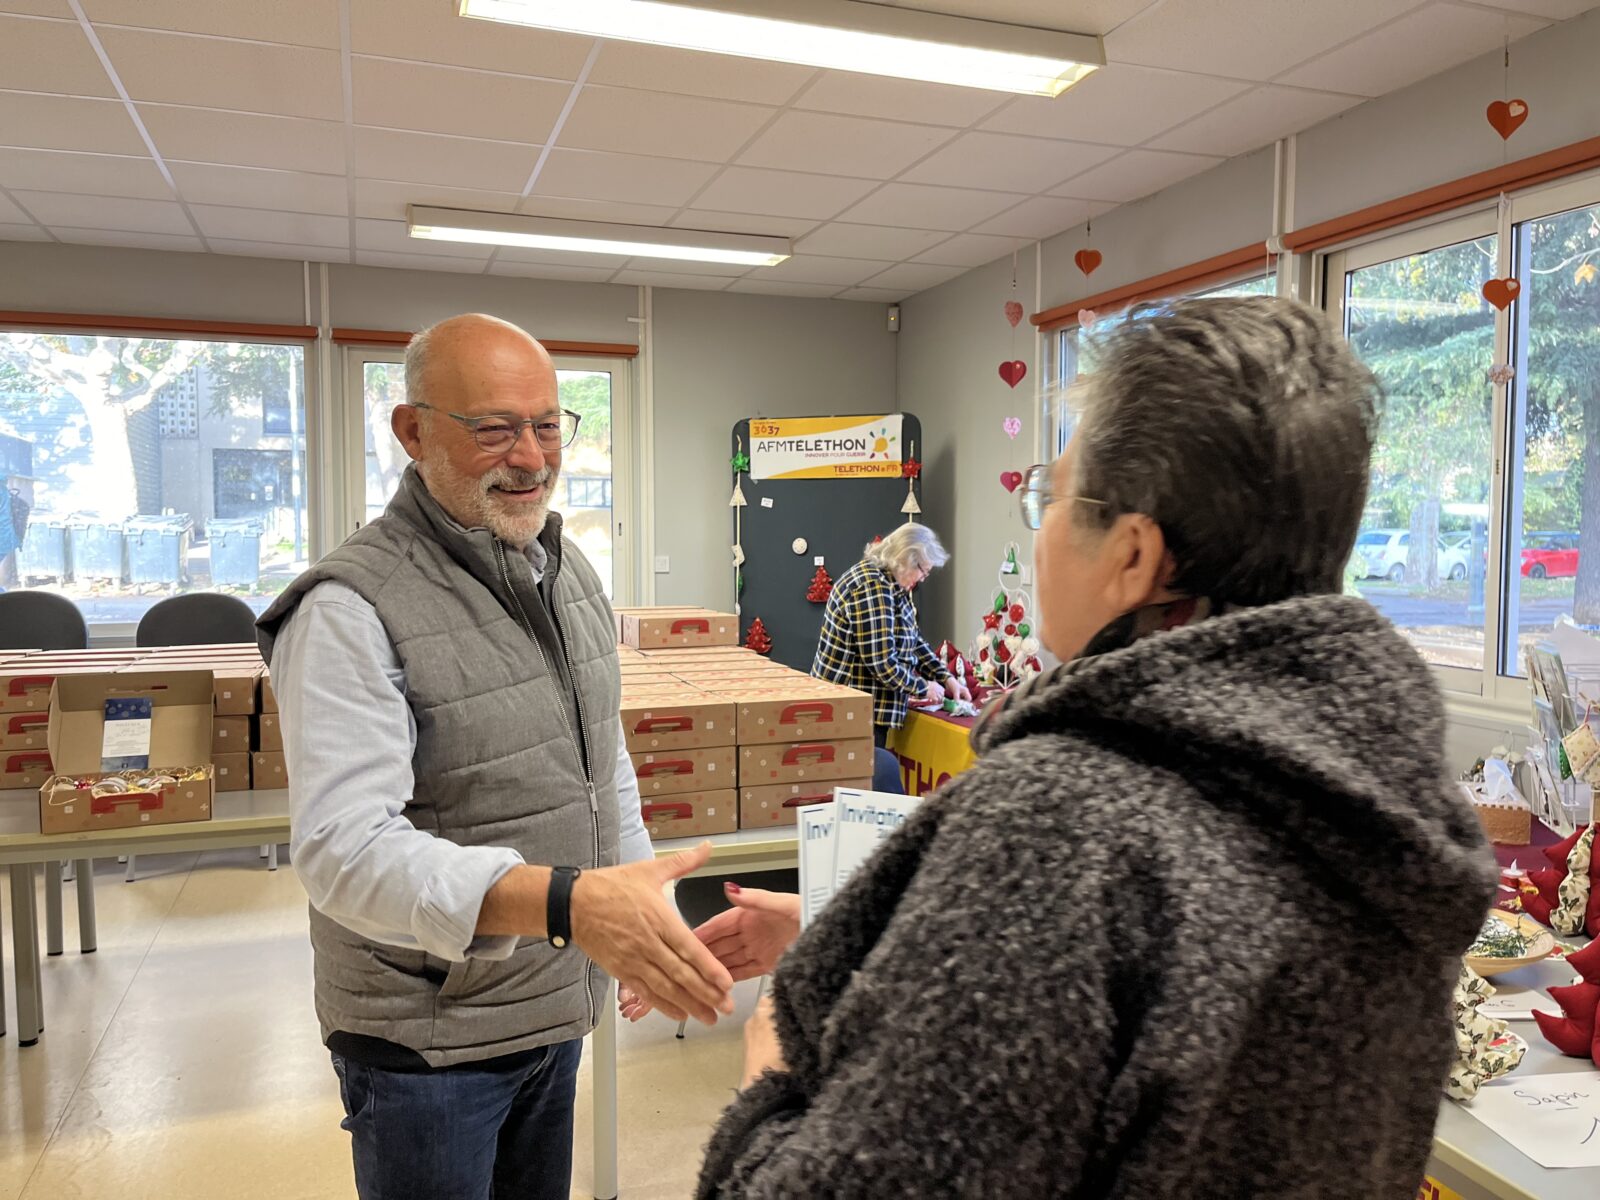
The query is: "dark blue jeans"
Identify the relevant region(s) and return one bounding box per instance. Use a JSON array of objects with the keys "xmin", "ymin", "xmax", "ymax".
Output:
[{"xmin": 331, "ymin": 1040, "xmax": 582, "ymax": 1200}]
